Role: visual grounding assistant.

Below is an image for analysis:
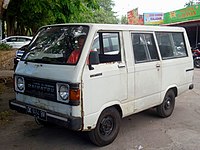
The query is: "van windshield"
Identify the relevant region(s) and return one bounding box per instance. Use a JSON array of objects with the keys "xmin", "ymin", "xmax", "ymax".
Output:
[{"xmin": 22, "ymin": 25, "xmax": 89, "ymax": 65}]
